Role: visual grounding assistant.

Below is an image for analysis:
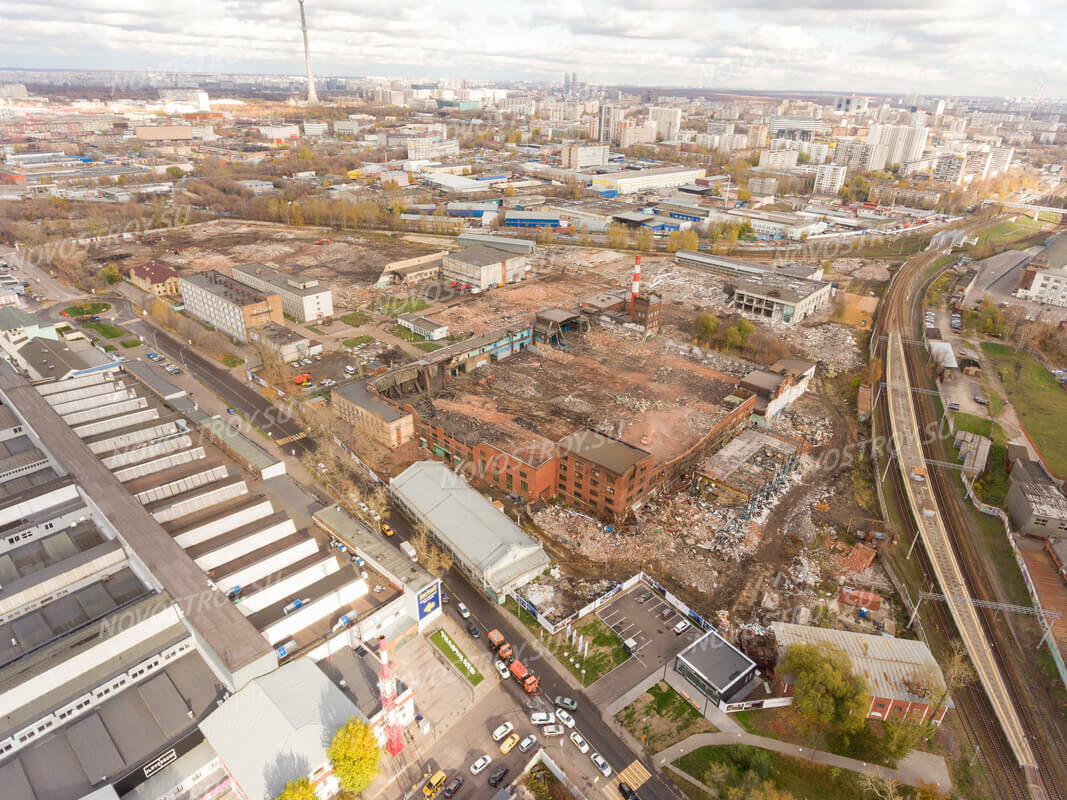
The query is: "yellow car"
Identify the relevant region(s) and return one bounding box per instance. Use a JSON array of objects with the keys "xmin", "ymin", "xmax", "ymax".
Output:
[
  {"xmin": 499, "ymin": 732, "xmax": 520, "ymax": 754},
  {"xmin": 381, "ymin": 523, "xmax": 395, "ymax": 537},
  {"xmin": 423, "ymin": 770, "xmax": 447, "ymax": 797}
]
